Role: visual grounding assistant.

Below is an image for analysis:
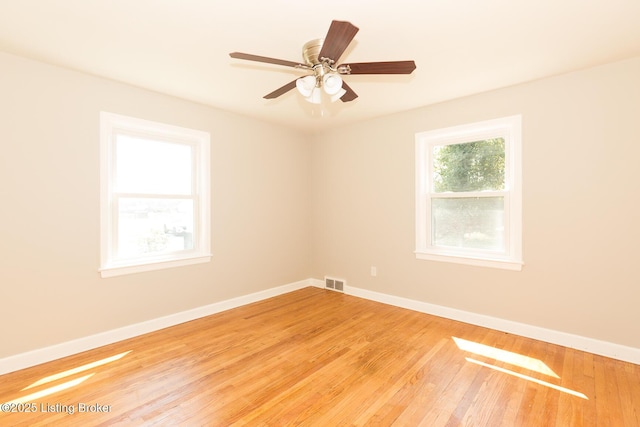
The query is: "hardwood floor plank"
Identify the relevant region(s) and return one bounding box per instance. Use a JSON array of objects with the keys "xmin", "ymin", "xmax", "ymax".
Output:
[
  {"xmin": 555, "ymin": 348, "xmax": 583, "ymax": 426},
  {"xmin": 1, "ymin": 287, "xmax": 639, "ymax": 426},
  {"xmin": 347, "ymin": 339, "xmax": 448, "ymax": 425},
  {"xmin": 480, "ymin": 334, "xmax": 529, "ymax": 427}
]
